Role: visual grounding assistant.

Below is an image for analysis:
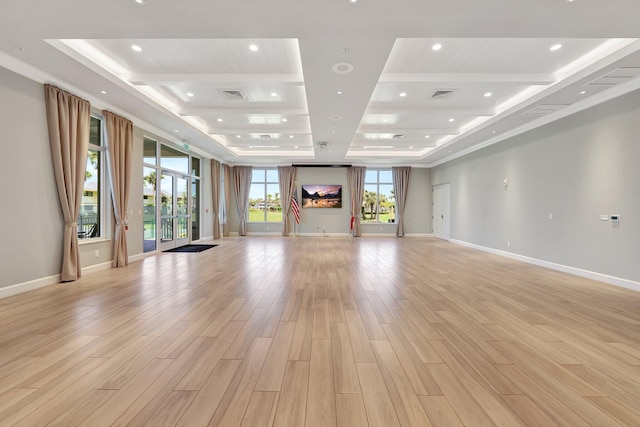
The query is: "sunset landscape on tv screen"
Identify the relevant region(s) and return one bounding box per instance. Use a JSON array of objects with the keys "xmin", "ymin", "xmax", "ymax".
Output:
[{"xmin": 301, "ymin": 185, "xmax": 342, "ymax": 208}]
